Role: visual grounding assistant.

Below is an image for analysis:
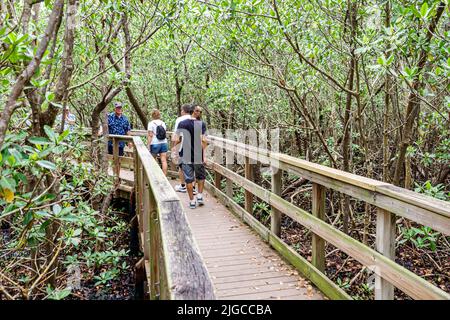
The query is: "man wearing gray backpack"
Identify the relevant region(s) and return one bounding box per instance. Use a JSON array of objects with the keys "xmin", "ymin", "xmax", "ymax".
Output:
[{"xmin": 147, "ymin": 109, "xmax": 168, "ymax": 175}]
